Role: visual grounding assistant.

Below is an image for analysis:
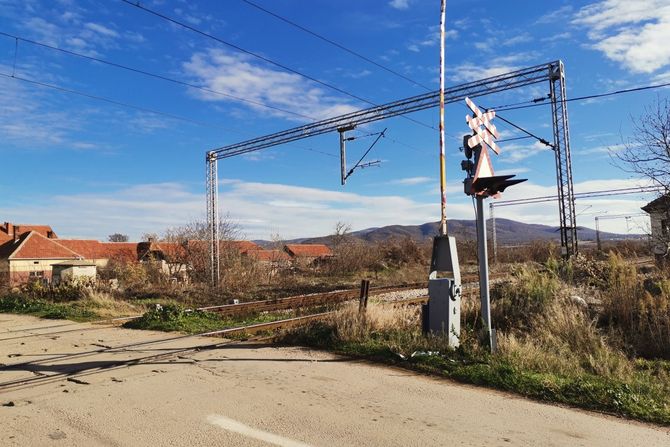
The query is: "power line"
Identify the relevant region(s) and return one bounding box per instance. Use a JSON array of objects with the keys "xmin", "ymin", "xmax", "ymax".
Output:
[
  {"xmin": 0, "ymin": 31, "xmax": 315, "ymax": 121},
  {"xmin": 493, "ymin": 81, "xmax": 670, "ymax": 112},
  {"xmin": 0, "ymin": 71, "xmax": 234, "ymax": 130},
  {"xmin": 492, "ymin": 113, "xmax": 553, "ymax": 148},
  {"xmin": 0, "ymin": 71, "xmax": 337, "ymax": 158},
  {"xmin": 238, "ymin": 0, "xmax": 433, "ymax": 91},
  {"xmin": 497, "ymin": 135, "xmax": 533, "ymax": 143},
  {"xmin": 119, "ymin": 0, "xmax": 436, "ymax": 131},
  {"xmin": 491, "ymin": 186, "xmax": 662, "ymax": 208}
]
